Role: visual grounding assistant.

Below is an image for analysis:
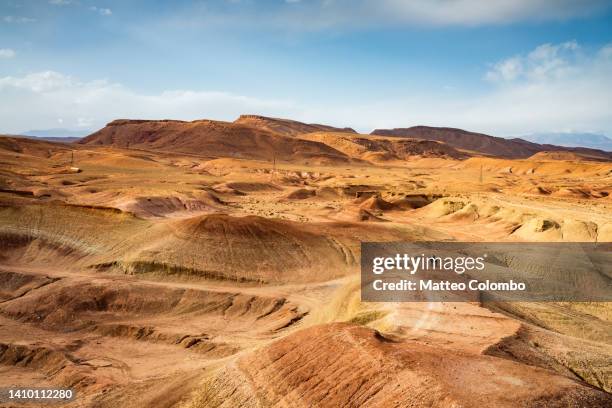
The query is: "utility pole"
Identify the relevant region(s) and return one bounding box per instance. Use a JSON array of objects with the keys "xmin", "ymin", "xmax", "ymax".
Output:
[
  {"xmin": 271, "ymin": 154, "xmax": 276, "ymax": 182},
  {"xmin": 70, "ymin": 150, "xmax": 74, "ymax": 167}
]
